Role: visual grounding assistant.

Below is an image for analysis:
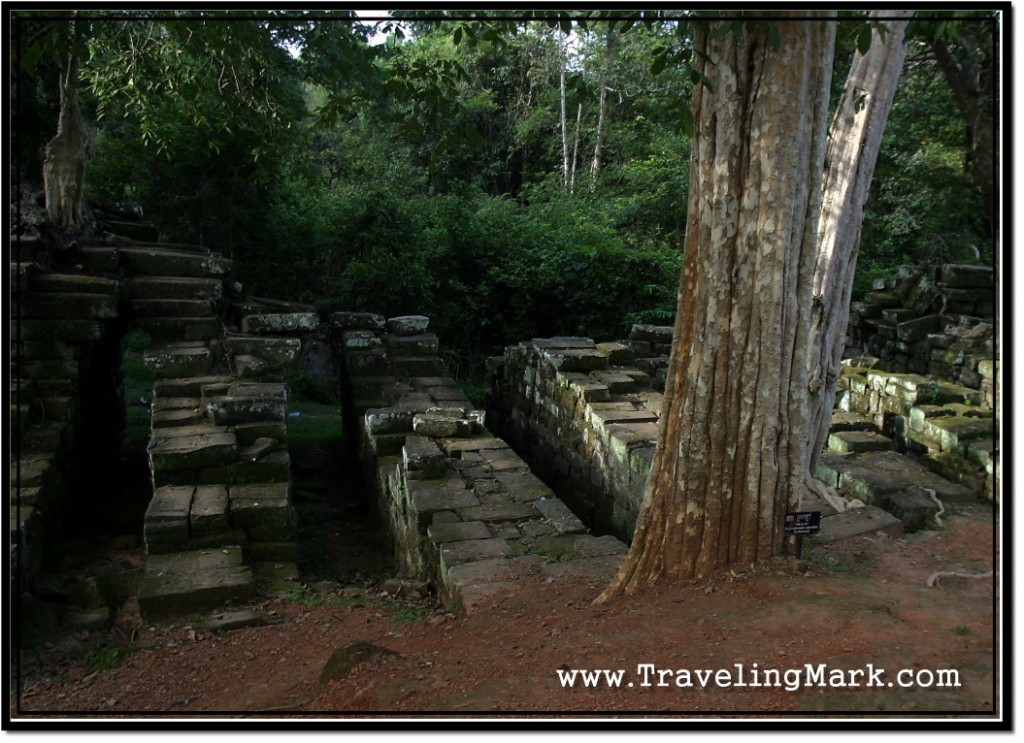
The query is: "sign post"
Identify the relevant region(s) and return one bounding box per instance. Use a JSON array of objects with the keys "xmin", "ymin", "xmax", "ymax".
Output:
[{"xmin": 784, "ymin": 511, "xmax": 822, "ymax": 559}]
